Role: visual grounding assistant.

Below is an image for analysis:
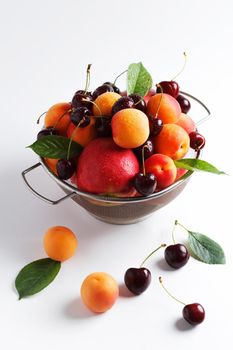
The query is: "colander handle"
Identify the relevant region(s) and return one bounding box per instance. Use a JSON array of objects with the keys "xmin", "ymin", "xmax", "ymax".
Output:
[
  {"xmin": 180, "ymin": 91, "xmax": 211, "ymax": 126},
  {"xmin": 21, "ymin": 163, "xmax": 76, "ymax": 205}
]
